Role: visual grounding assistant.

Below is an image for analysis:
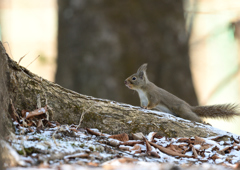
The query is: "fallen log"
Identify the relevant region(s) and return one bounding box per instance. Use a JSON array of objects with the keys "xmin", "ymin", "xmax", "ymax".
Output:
[{"xmin": 0, "ymin": 41, "xmax": 235, "ymax": 137}]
